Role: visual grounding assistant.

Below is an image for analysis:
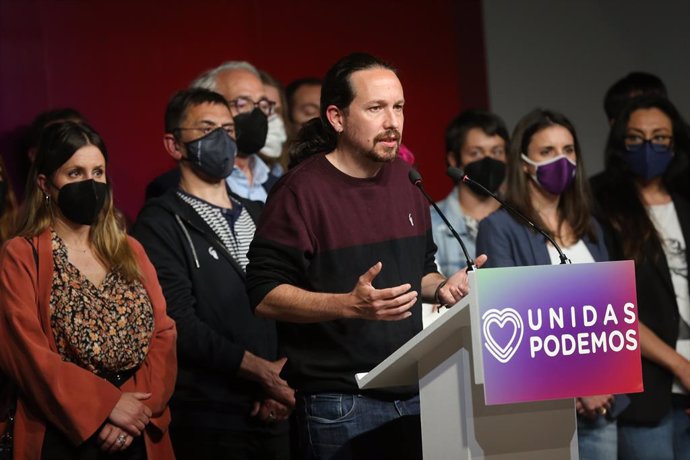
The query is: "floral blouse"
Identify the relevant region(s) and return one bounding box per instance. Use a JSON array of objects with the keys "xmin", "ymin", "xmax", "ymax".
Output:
[{"xmin": 49, "ymin": 231, "xmax": 154, "ymax": 375}]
